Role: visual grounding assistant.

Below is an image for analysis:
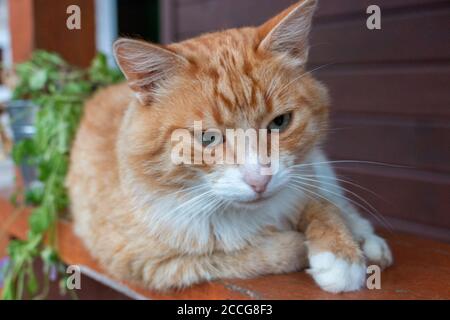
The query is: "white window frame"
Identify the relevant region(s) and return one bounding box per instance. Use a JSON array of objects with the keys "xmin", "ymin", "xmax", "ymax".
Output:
[
  {"xmin": 95, "ymin": 0, "xmax": 118, "ymax": 67},
  {"xmin": 0, "ymin": 0, "xmax": 12, "ymax": 68}
]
